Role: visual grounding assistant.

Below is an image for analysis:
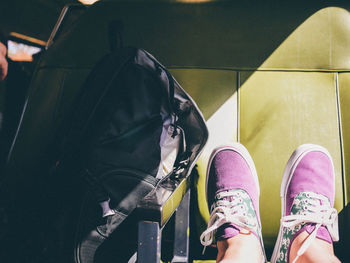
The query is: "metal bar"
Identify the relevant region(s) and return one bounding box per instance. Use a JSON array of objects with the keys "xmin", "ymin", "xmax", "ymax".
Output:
[
  {"xmin": 171, "ymin": 189, "xmax": 190, "ymax": 263},
  {"xmin": 9, "ymin": 32, "xmax": 47, "ymax": 46},
  {"xmin": 137, "ymin": 221, "xmax": 161, "ymax": 263}
]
